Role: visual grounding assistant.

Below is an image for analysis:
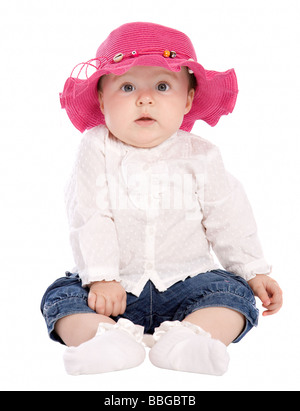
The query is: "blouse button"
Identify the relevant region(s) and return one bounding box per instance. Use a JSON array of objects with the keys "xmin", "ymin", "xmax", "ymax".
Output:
[{"xmin": 146, "ymin": 262, "xmax": 154, "ymax": 270}]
